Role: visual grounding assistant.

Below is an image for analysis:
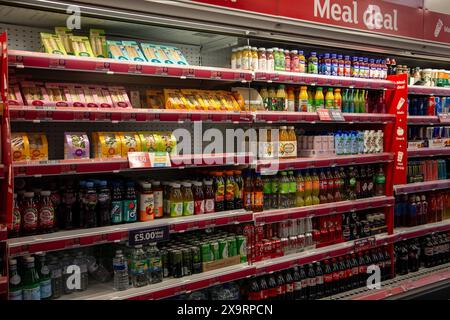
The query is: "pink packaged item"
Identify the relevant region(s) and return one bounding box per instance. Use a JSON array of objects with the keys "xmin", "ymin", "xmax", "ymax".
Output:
[
  {"xmin": 64, "ymin": 132, "xmax": 90, "ymax": 159},
  {"xmin": 7, "ymin": 84, "xmax": 24, "ymax": 106},
  {"xmin": 109, "ymin": 86, "xmax": 132, "ymax": 108},
  {"xmin": 64, "ymin": 84, "xmax": 87, "ymax": 107},
  {"xmin": 82, "ymin": 85, "xmax": 101, "ymax": 108},
  {"xmin": 94, "ymin": 86, "xmax": 113, "ymax": 108},
  {"xmin": 45, "ymin": 83, "xmax": 69, "ymax": 107},
  {"xmin": 21, "ymin": 81, "xmax": 51, "ymax": 106}
]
